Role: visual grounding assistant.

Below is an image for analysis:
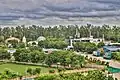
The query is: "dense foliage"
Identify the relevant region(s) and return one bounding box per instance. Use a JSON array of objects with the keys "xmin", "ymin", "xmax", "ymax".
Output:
[
  {"xmin": 0, "ymin": 69, "xmax": 20, "ymax": 79},
  {"xmin": 0, "ymin": 49, "xmax": 11, "ymax": 60},
  {"xmin": 74, "ymin": 42, "xmax": 97, "ymax": 53},
  {"xmin": 38, "ymin": 38, "xmax": 68, "ymax": 49},
  {"xmin": 13, "ymin": 48, "xmax": 45, "ymax": 63},
  {"xmin": 97, "ymin": 42, "xmax": 105, "ymax": 48},
  {"xmin": 45, "ymin": 50, "xmax": 85, "ymax": 67},
  {"xmin": 13, "ymin": 48, "xmax": 85, "ymax": 68},
  {"xmin": 35, "ymin": 70, "xmax": 114, "ymax": 80},
  {"xmin": 0, "ymin": 24, "xmax": 120, "ymax": 42}
]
